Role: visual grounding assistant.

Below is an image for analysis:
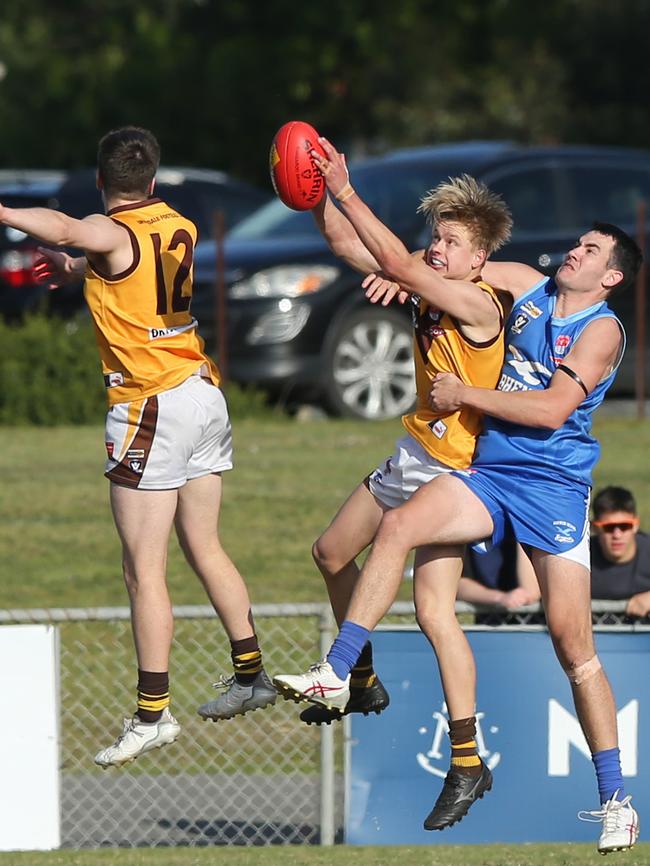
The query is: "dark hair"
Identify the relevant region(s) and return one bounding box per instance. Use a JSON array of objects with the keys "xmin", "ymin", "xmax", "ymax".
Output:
[
  {"xmin": 592, "ymin": 485, "xmax": 637, "ymax": 519},
  {"xmin": 97, "ymin": 126, "xmax": 160, "ymax": 198},
  {"xmin": 592, "ymin": 221, "xmax": 643, "ymax": 293}
]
